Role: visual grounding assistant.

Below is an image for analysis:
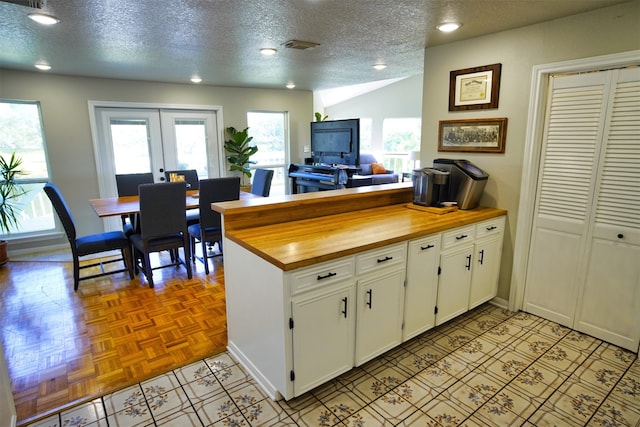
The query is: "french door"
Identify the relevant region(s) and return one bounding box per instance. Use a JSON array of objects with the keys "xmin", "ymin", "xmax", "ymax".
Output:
[{"xmin": 91, "ymin": 105, "xmax": 223, "ymax": 229}]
